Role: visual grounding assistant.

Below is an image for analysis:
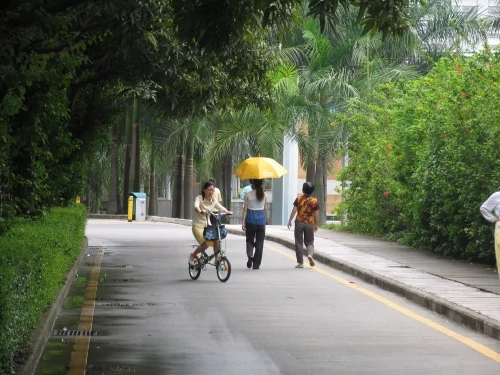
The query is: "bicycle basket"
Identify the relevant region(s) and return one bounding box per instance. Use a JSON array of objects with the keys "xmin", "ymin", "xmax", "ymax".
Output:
[
  {"xmin": 203, "ymin": 224, "xmax": 227, "ymax": 240},
  {"xmin": 203, "ymin": 214, "xmax": 227, "ymax": 241}
]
